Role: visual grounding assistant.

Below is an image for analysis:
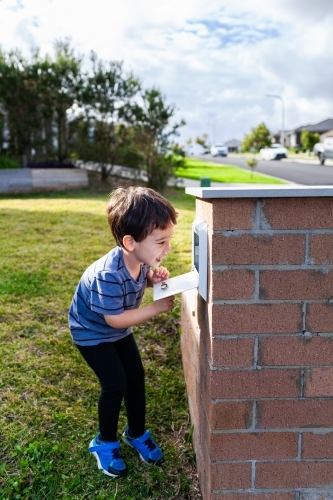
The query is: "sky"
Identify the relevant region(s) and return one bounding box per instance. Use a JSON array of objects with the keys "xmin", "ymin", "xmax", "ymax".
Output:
[{"xmin": 0, "ymin": 0, "xmax": 333, "ymax": 151}]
